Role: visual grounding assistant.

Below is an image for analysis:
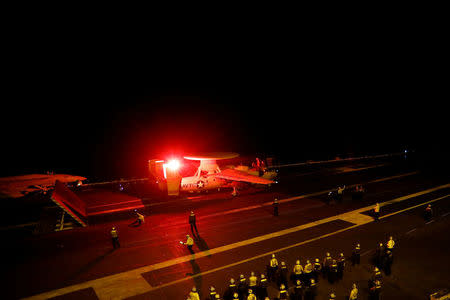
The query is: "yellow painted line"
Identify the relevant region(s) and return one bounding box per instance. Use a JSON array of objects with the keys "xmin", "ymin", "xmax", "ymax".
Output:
[
  {"xmin": 145, "ymin": 192, "xmax": 450, "ymax": 293},
  {"xmin": 23, "ymin": 182, "xmax": 448, "ymax": 300},
  {"xmin": 380, "ymin": 194, "xmax": 450, "ymax": 220}
]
